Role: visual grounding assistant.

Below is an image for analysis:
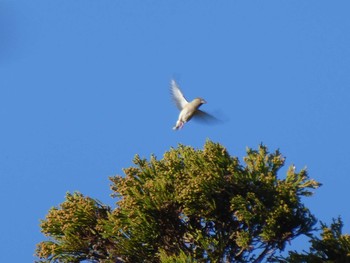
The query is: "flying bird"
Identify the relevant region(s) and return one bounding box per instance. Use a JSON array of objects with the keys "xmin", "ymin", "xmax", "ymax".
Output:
[{"xmin": 170, "ymin": 79, "xmax": 218, "ymax": 130}]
